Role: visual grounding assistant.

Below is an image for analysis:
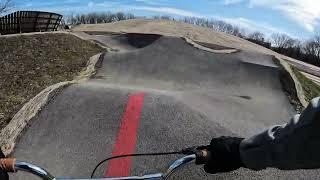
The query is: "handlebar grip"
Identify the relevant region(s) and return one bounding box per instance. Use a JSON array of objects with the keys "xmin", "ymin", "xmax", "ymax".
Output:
[
  {"xmin": 0, "ymin": 158, "xmax": 16, "ymax": 172},
  {"xmin": 195, "ymin": 150, "xmax": 211, "ymax": 165}
]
